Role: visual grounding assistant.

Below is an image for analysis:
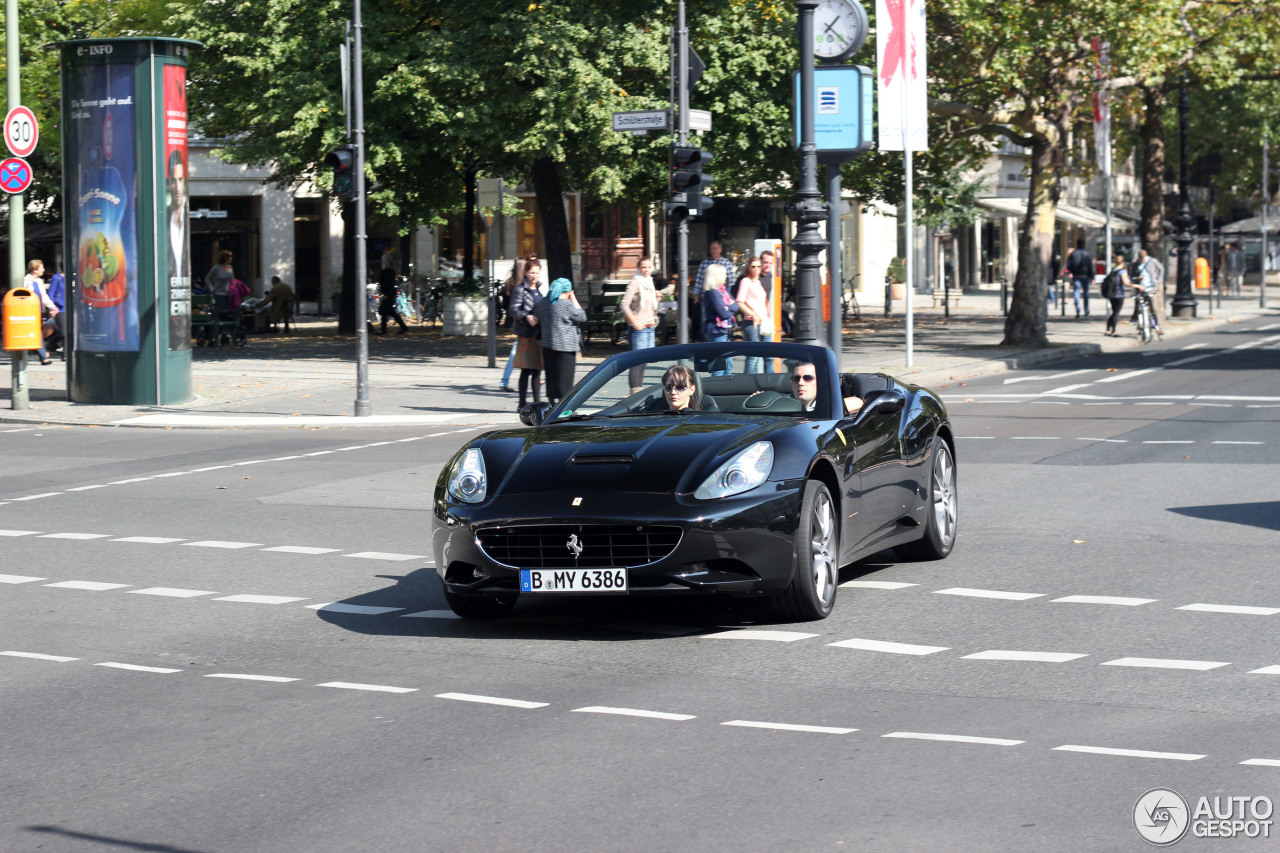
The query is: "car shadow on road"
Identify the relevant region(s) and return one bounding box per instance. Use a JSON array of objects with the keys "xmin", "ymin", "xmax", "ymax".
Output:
[
  {"xmin": 1169, "ymin": 501, "xmax": 1280, "ymax": 532},
  {"xmin": 314, "ymin": 567, "xmax": 866, "ymax": 639}
]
